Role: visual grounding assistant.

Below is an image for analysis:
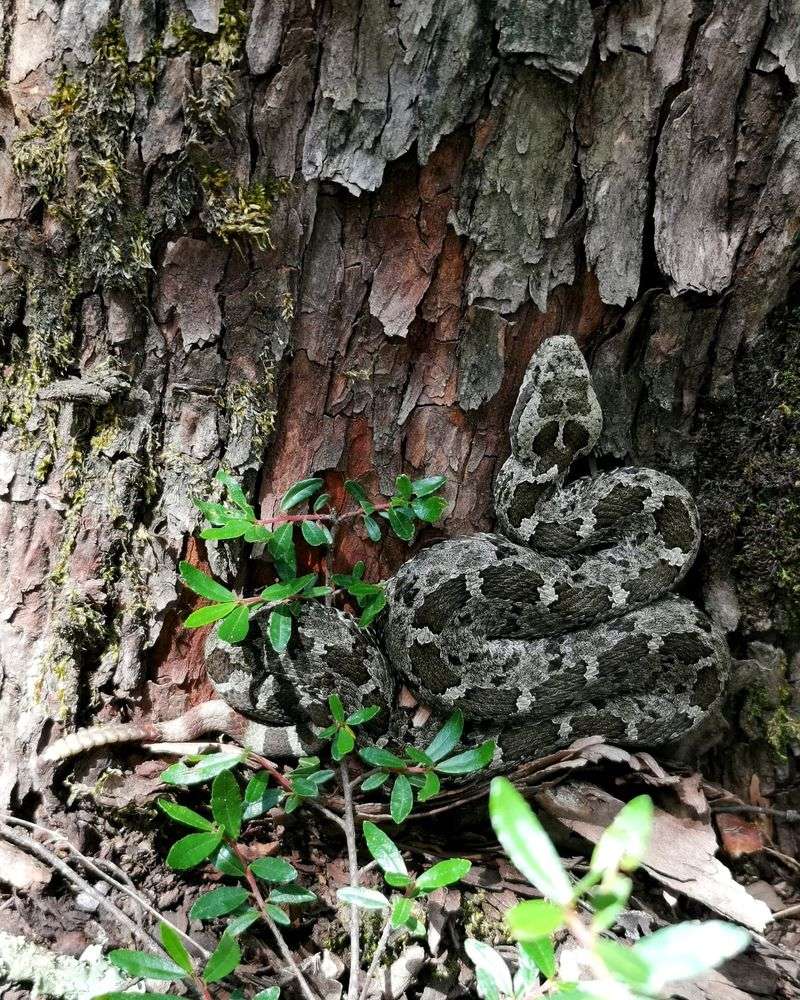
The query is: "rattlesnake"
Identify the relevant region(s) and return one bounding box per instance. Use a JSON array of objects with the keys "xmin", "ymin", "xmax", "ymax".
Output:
[{"xmin": 42, "ymin": 336, "xmax": 729, "ymax": 765}]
